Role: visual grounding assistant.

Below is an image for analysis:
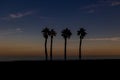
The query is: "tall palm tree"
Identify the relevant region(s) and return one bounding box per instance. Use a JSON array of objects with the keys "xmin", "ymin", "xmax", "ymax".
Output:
[
  {"xmin": 77, "ymin": 28, "xmax": 87, "ymax": 60},
  {"xmin": 41, "ymin": 27, "xmax": 50, "ymax": 61},
  {"xmin": 49, "ymin": 29, "xmax": 57, "ymax": 61},
  {"xmin": 61, "ymin": 28, "xmax": 72, "ymax": 61}
]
